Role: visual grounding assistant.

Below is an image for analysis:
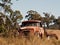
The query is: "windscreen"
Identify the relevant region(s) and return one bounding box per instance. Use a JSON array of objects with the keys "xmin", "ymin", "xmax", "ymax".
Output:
[{"xmin": 21, "ymin": 22, "xmax": 42, "ymax": 27}]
